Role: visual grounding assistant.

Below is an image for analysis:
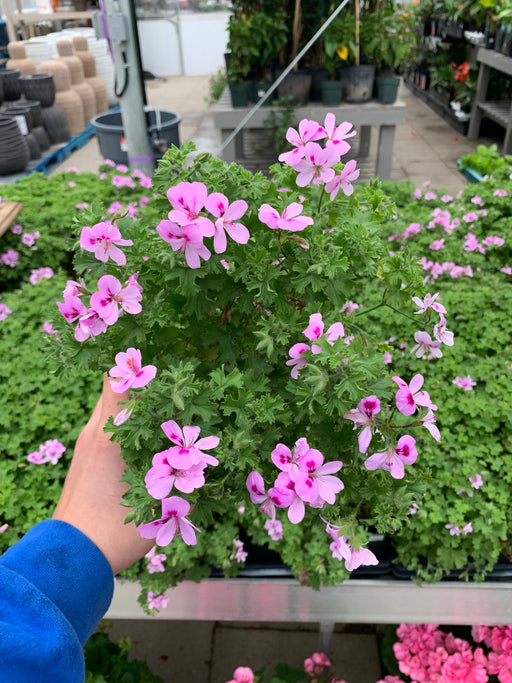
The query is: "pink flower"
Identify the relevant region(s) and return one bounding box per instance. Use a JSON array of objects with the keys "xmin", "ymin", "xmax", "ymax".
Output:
[
  {"xmin": 29, "ymin": 267, "xmax": 53, "ymax": 284},
  {"xmin": 268, "ymin": 472, "xmax": 305, "ymax": 524},
  {"xmin": 145, "ymin": 547, "xmax": 166, "ymax": 573},
  {"xmin": 340, "ymin": 300, "xmax": 359, "ymax": 316},
  {"xmin": 271, "ymin": 438, "xmax": 309, "ymax": 472},
  {"xmin": 145, "ymin": 455, "xmax": 206, "ymax": 499},
  {"xmin": 27, "ymin": 439, "xmax": 66, "ymax": 465},
  {"xmin": 157, "ymin": 220, "xmax": 213, "ymax": 269},
  {"xmin": 108, "ymin": 201, "xmax": 123, "ymax": 214},
  {"xmin": 453, "ymin": 375, "xmax": 476, "ymax": 391},
  {"xmin": 89, "ymin": 274, "xmax": 142, "ymax": 325},
  {"xmin": 364, "ymin": 435, "xmax": 417, "ymax": 479},
  {"xmin": 116, "ymin": 164, "xmax": 128, "ymax": 172},
  {"xmin": 412, "ymin": 292, "xmax": 446, "ymax": 315},
  {"xmin": 445, "ymin": 522, "xmax": 460, "ymax": 536},
  {"xmin": 469, "ymin": 474, "xmax": 483, "ymax": 489},
  {"xmin": 464, "ymin": 233, "xmax": 485, "ymax": 254},
  {"xmin": 258, "ymin": 202, "xmax": 313, "ymax": 232},
  {"xmin": 42, "ymin": 320, "xmax": 61, "ymax": 341},
  {"xmin": 412, "ymin": 188, "xmax": 422, "ymax": 199},
  {"xmin": 424, "ymin": 191, "xmax": 437, "ymax": 200},
  {"xmin": 74, "ymin": 309, "xmax": 107, "ymax": 342},
  {"xmin": 231, "ymin": 539, "xmax": 248, "ymax": 563},
  {"xmin": 304, "ymin": 652, "xmax": 331, "ymax": 675},
  {"xmin": 471, "ymin": 195, "xmax": 483, "ymax": 205},
  {"xmin": 0, "ymin": 523, "xmax": 8, "ymax": 533},
  {"xmin": 430, "ymin": 239, "xmax": 445, "ymax": 250},
  {"xmin": 112, "ymin": 175, "xmax": 136, "ymax": 188},
  {"xmin": 442, "ymin": 194, "xmax": 453, "ymax": 202},
  {"xmin": 138, "ymin": 495, "xmax": 200, "ymax": 546},
  {"xmin": 57, "ymin": 293, "xmax": 88, "ymax": 324},
  {"xmin": 502, "ymin": 266, "xmax": 512, "ymax": 275},
  {"xmin": 433, "ymin": 316, "xmax": 454, "ymax": 346},
  {"xmin": 113, "ymin": 406, "xmax": 133, "ymax": 426},
  {"xmin": 324, "ymin": 159, "xmax": 360, "ymax": 199},
  {"xmin": 482, "ymin": 235, "xmax": 505, "ymax": 247},
  {"xmin": 393, "ymin": 374, "xmax": 436, "ymax": 416},
  {"xmin": 226, "ymin": 666, "xmax": 255, "ymax": 683},
  {"xmin": 343, "ymin": 395, "xmax": 381, "ymax": 453},
  {"xmin": 147, "ymin": 591, "xmax": 169, "ymax": 610},
  {"xmin": 11, "ymin": 223, "xmax": 22, "ymax": 234},
  {"xmin": 166, "ymin": 181, "xmax": 215, "ymax": 234},
  {"xmin": 264, "ymin": 518, "xmax": 283, "ymax": 540},
  {"xmin": 383, "ymin": 351, "xmax": 392, "ymax": 364},
  {"xmin": 0, "ymin": 304, "xmax": 12, "ymax": 320},
  {"xmin": 204, "ymin": 192, "xmax": 249, "ymax": 253},
  {"xmin": 80, "ymin": 221, "xmax": 133, "ymax": 265},
  {"xmin": 291, "ymin": 448, "xmax": 343, "ymax": 505},
  {"xmin": 103, "ymin": 158, "xmax": 115, "ymax": 166},
  {"xmin": 345, "ymin": 545, "xmax": 379, "ymax": 572},
  {"xmin": 156, "ymin": 420, "xmax": 220, "ymax": 470},
  {"xmin": 410, "ymin": 331, "xmax": 443, "ymax": 359},
  {"xmin": 1, "ymin": 249, "xmax": 19, "ymax": 267},
  {"xmin": 109, "ymin": 347, "xmax": 157, "ymax": 393},
  {"xmin": 494, "ymin": 189, "xmax": 507, "ymax": 197},
  {"xmin": 421, "ymin": 409, "xmax": 441, "ymax": 442},
  {"xmin": 463, "ymin": 212, "xmax": 479, "ymax": 223},
  {"xmin": 286, "ymin": 342, "xmax": 311, "ymax": 378},
  {"xmin": 278, "ymin": 118, "xmax": 326, "ymax": 167},
  {"xmin": 323, "ymin": 113, "xmax": 356, "ymax": 154},
  {"xmin": 294, "ymin": 141, "xmax": 338, "ymax": 186},
  {"xmin": 76, "ymin": 203, "xmax": 88, "ymax": 210}
]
